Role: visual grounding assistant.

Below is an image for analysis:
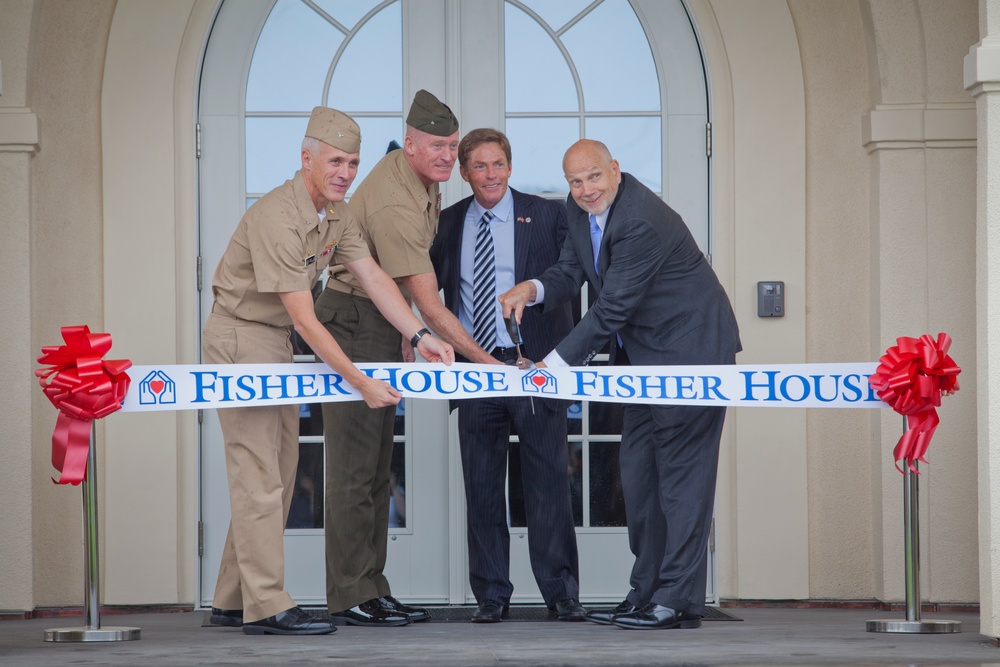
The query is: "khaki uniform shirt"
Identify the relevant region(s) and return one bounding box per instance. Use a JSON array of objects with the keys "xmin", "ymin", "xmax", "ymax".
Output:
[
  {"xmin": 327, "ymin": 149, "xmax": 439, "ymax": 301},
  {"xmin": 211, "ymin": 171, "xmax": 370, "ymax": 327}
]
